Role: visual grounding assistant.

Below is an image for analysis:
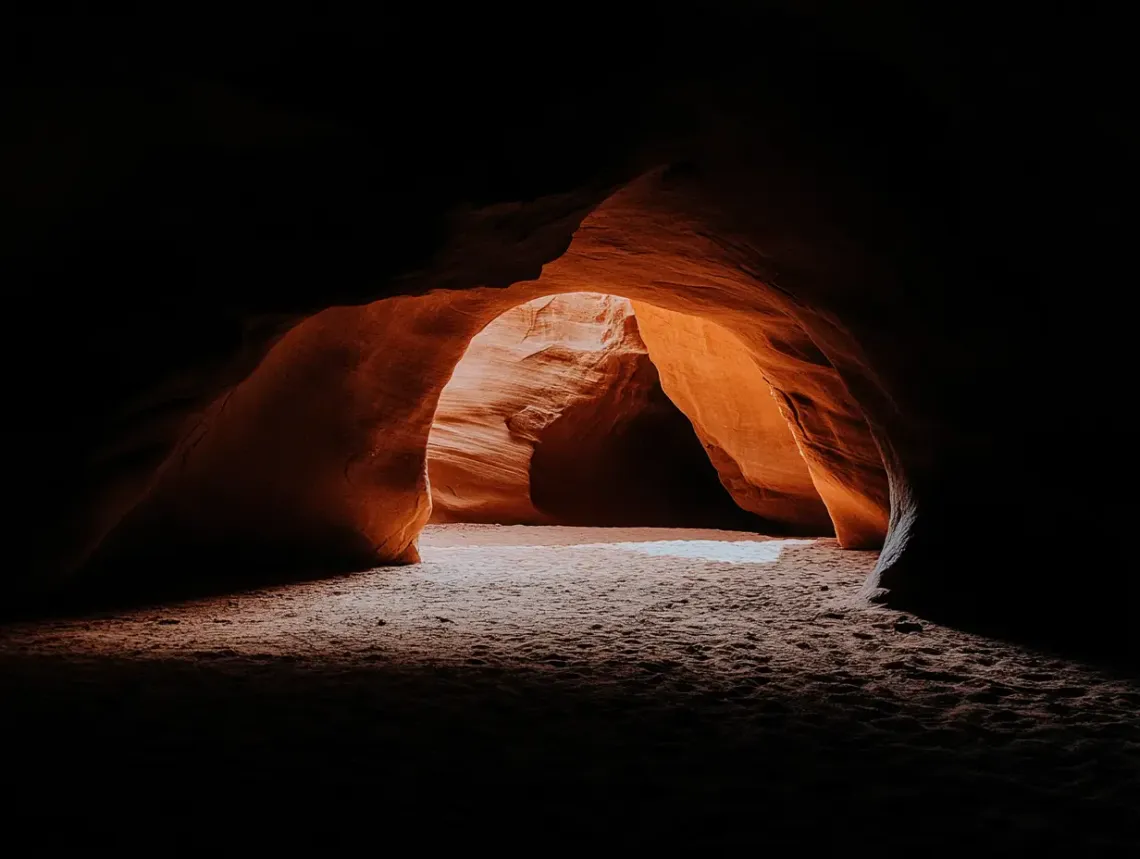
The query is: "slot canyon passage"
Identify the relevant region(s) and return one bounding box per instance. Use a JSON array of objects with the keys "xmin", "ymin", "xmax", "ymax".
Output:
[{"xmin": 2, "ymin": 10, "xmax": 1138, "ymax": 849}]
